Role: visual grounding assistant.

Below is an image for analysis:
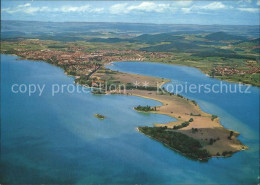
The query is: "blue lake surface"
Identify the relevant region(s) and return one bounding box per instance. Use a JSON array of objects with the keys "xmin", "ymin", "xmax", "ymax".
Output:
[{"xmin": 1, "ymin": 55, "xmax": 259, "ymax": 184}]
